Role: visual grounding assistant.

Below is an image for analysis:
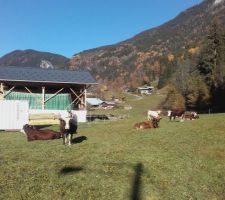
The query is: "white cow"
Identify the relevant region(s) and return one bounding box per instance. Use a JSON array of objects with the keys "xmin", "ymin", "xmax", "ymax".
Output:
[{"xmin": 147, "ymin": 110, "xmax": 162, "ymax": 120}]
